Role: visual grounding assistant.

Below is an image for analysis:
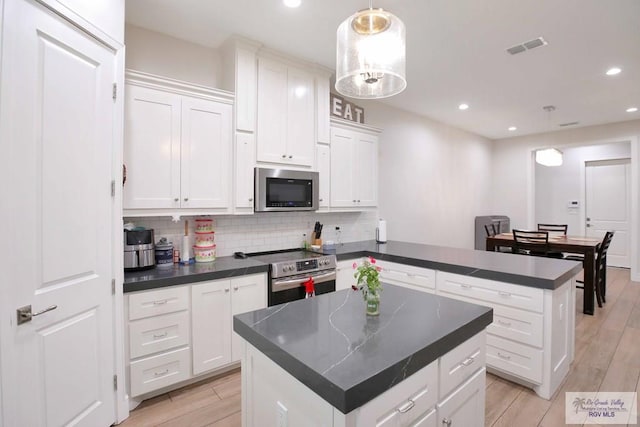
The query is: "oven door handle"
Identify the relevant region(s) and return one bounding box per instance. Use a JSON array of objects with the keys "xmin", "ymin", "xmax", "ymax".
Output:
[{"xmin": 272, "ymin": 271, "xmax": 336, "ymax": 292}]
